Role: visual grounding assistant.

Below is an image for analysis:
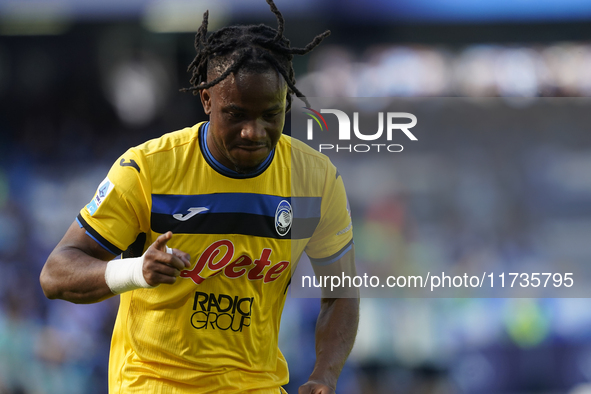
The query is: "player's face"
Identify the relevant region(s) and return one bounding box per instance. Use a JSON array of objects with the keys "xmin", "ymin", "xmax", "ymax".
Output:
[{"xmin": 200, "ymin": 68, "xmax": 287, "ymax": 174}]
